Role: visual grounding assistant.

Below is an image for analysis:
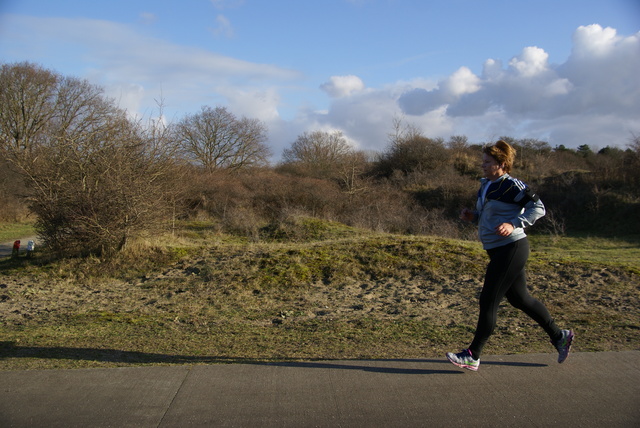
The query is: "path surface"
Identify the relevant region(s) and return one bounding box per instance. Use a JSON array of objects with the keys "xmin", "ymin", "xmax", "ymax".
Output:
[{"xmin": 0, "ymin": 351, "xmax": 638, "ymax": 427}]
